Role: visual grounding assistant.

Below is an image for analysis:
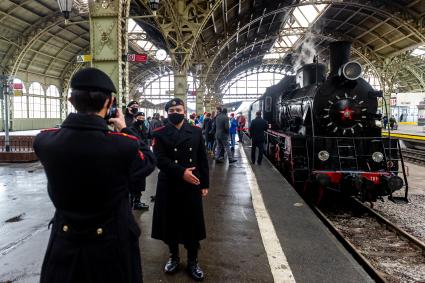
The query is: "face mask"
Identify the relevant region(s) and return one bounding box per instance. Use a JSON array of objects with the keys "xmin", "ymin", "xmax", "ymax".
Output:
[
  {"xmin": 131, "ymin": 108, "xmax": 139, "ymax": 115},
  {"xmin": 168, "ymin": 113, "xmax": 185, "ymax": 125}
]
